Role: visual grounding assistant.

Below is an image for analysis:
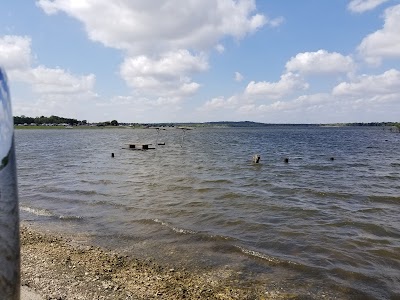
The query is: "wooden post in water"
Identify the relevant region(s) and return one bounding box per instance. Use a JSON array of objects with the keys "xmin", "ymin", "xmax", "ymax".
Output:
[
  {"xmin": 252, "ymin": 154, "xmax": 261, "ymax": 163},
  {"xmin": 0, "ymin": 68, "xmax": 20, "ymax": 300}
]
